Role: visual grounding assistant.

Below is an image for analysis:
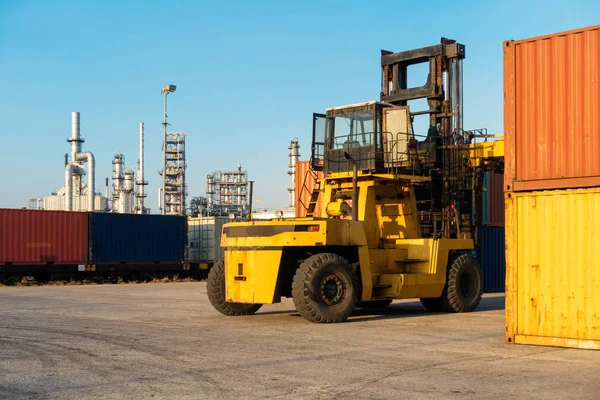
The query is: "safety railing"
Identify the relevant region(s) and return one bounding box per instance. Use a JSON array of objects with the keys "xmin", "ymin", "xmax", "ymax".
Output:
[{"xmin": 324, "ymin": 131, "xmax": 433, "ymax": 176}]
